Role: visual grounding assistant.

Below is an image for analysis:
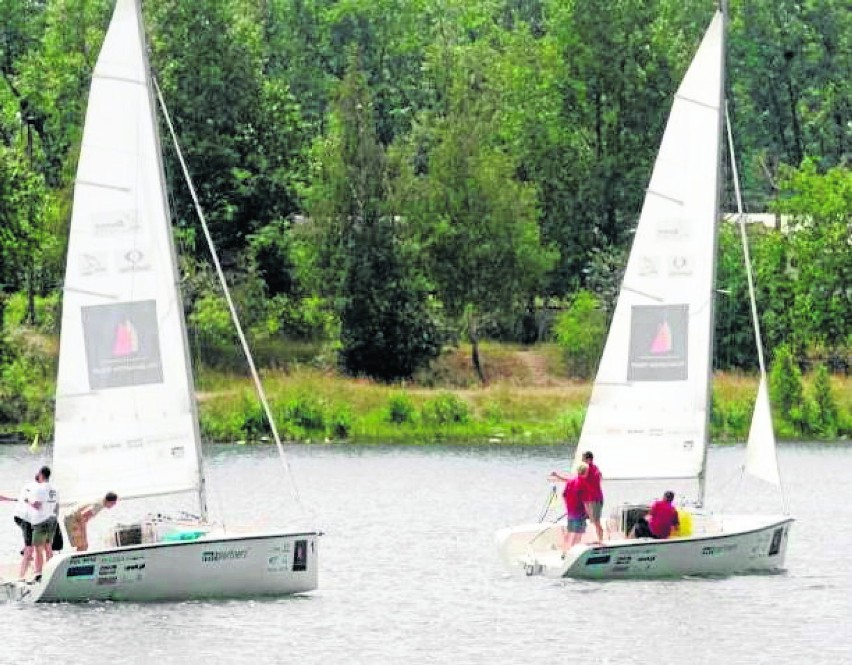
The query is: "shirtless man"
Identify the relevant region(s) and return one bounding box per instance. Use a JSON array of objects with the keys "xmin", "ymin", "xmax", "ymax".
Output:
[{"xmin": 64, "ymin": 492, "xmax": 119, "ymax": 551}]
